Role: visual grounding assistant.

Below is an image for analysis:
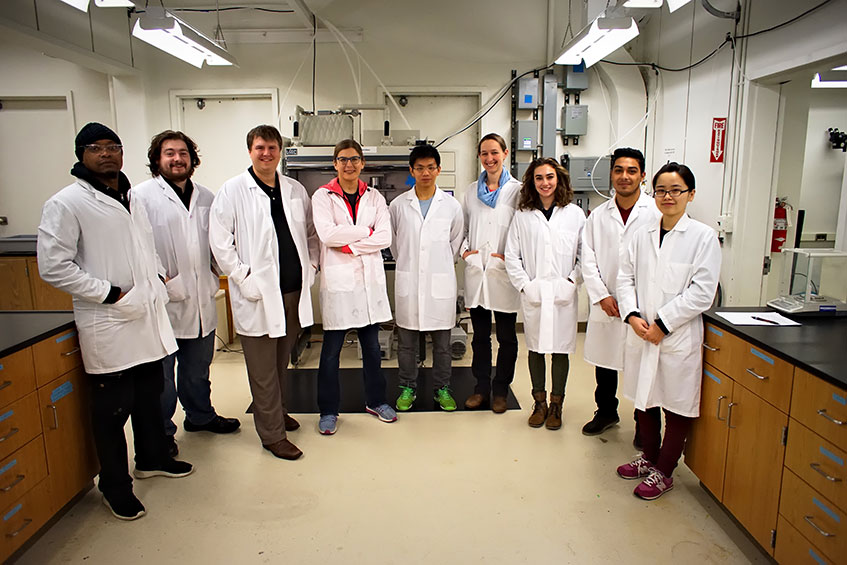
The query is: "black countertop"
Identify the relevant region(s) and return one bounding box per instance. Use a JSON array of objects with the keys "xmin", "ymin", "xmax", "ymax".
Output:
[
  {"xmin": 0, "ymin": 235, "xmax": 37, "ymax": 256},
  {"xmin": 704, "ymin": 307, "xmax": 847, "ymax": 390},
  {"xmin": 0, "ymin": 311, "xmax": 76, "ymax": 358}
]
